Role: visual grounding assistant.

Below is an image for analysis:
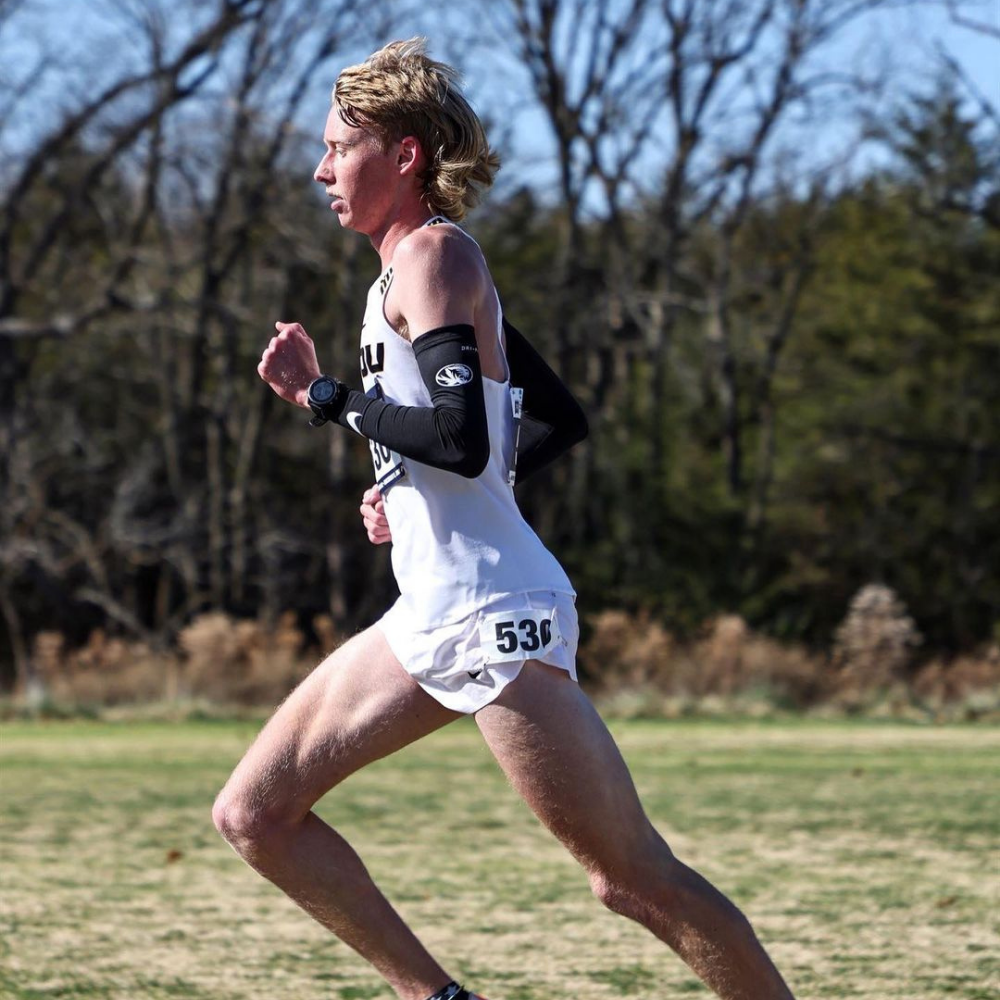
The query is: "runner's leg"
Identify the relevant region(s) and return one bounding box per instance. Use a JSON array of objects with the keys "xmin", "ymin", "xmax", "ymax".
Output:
[
  {"xmin": 475, "ymin": 662, "xmax": 795, "ymax": 1000},
  {"xmin": 213, "ymin": 625, "xmax": 461, "ymax": 1000}
]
